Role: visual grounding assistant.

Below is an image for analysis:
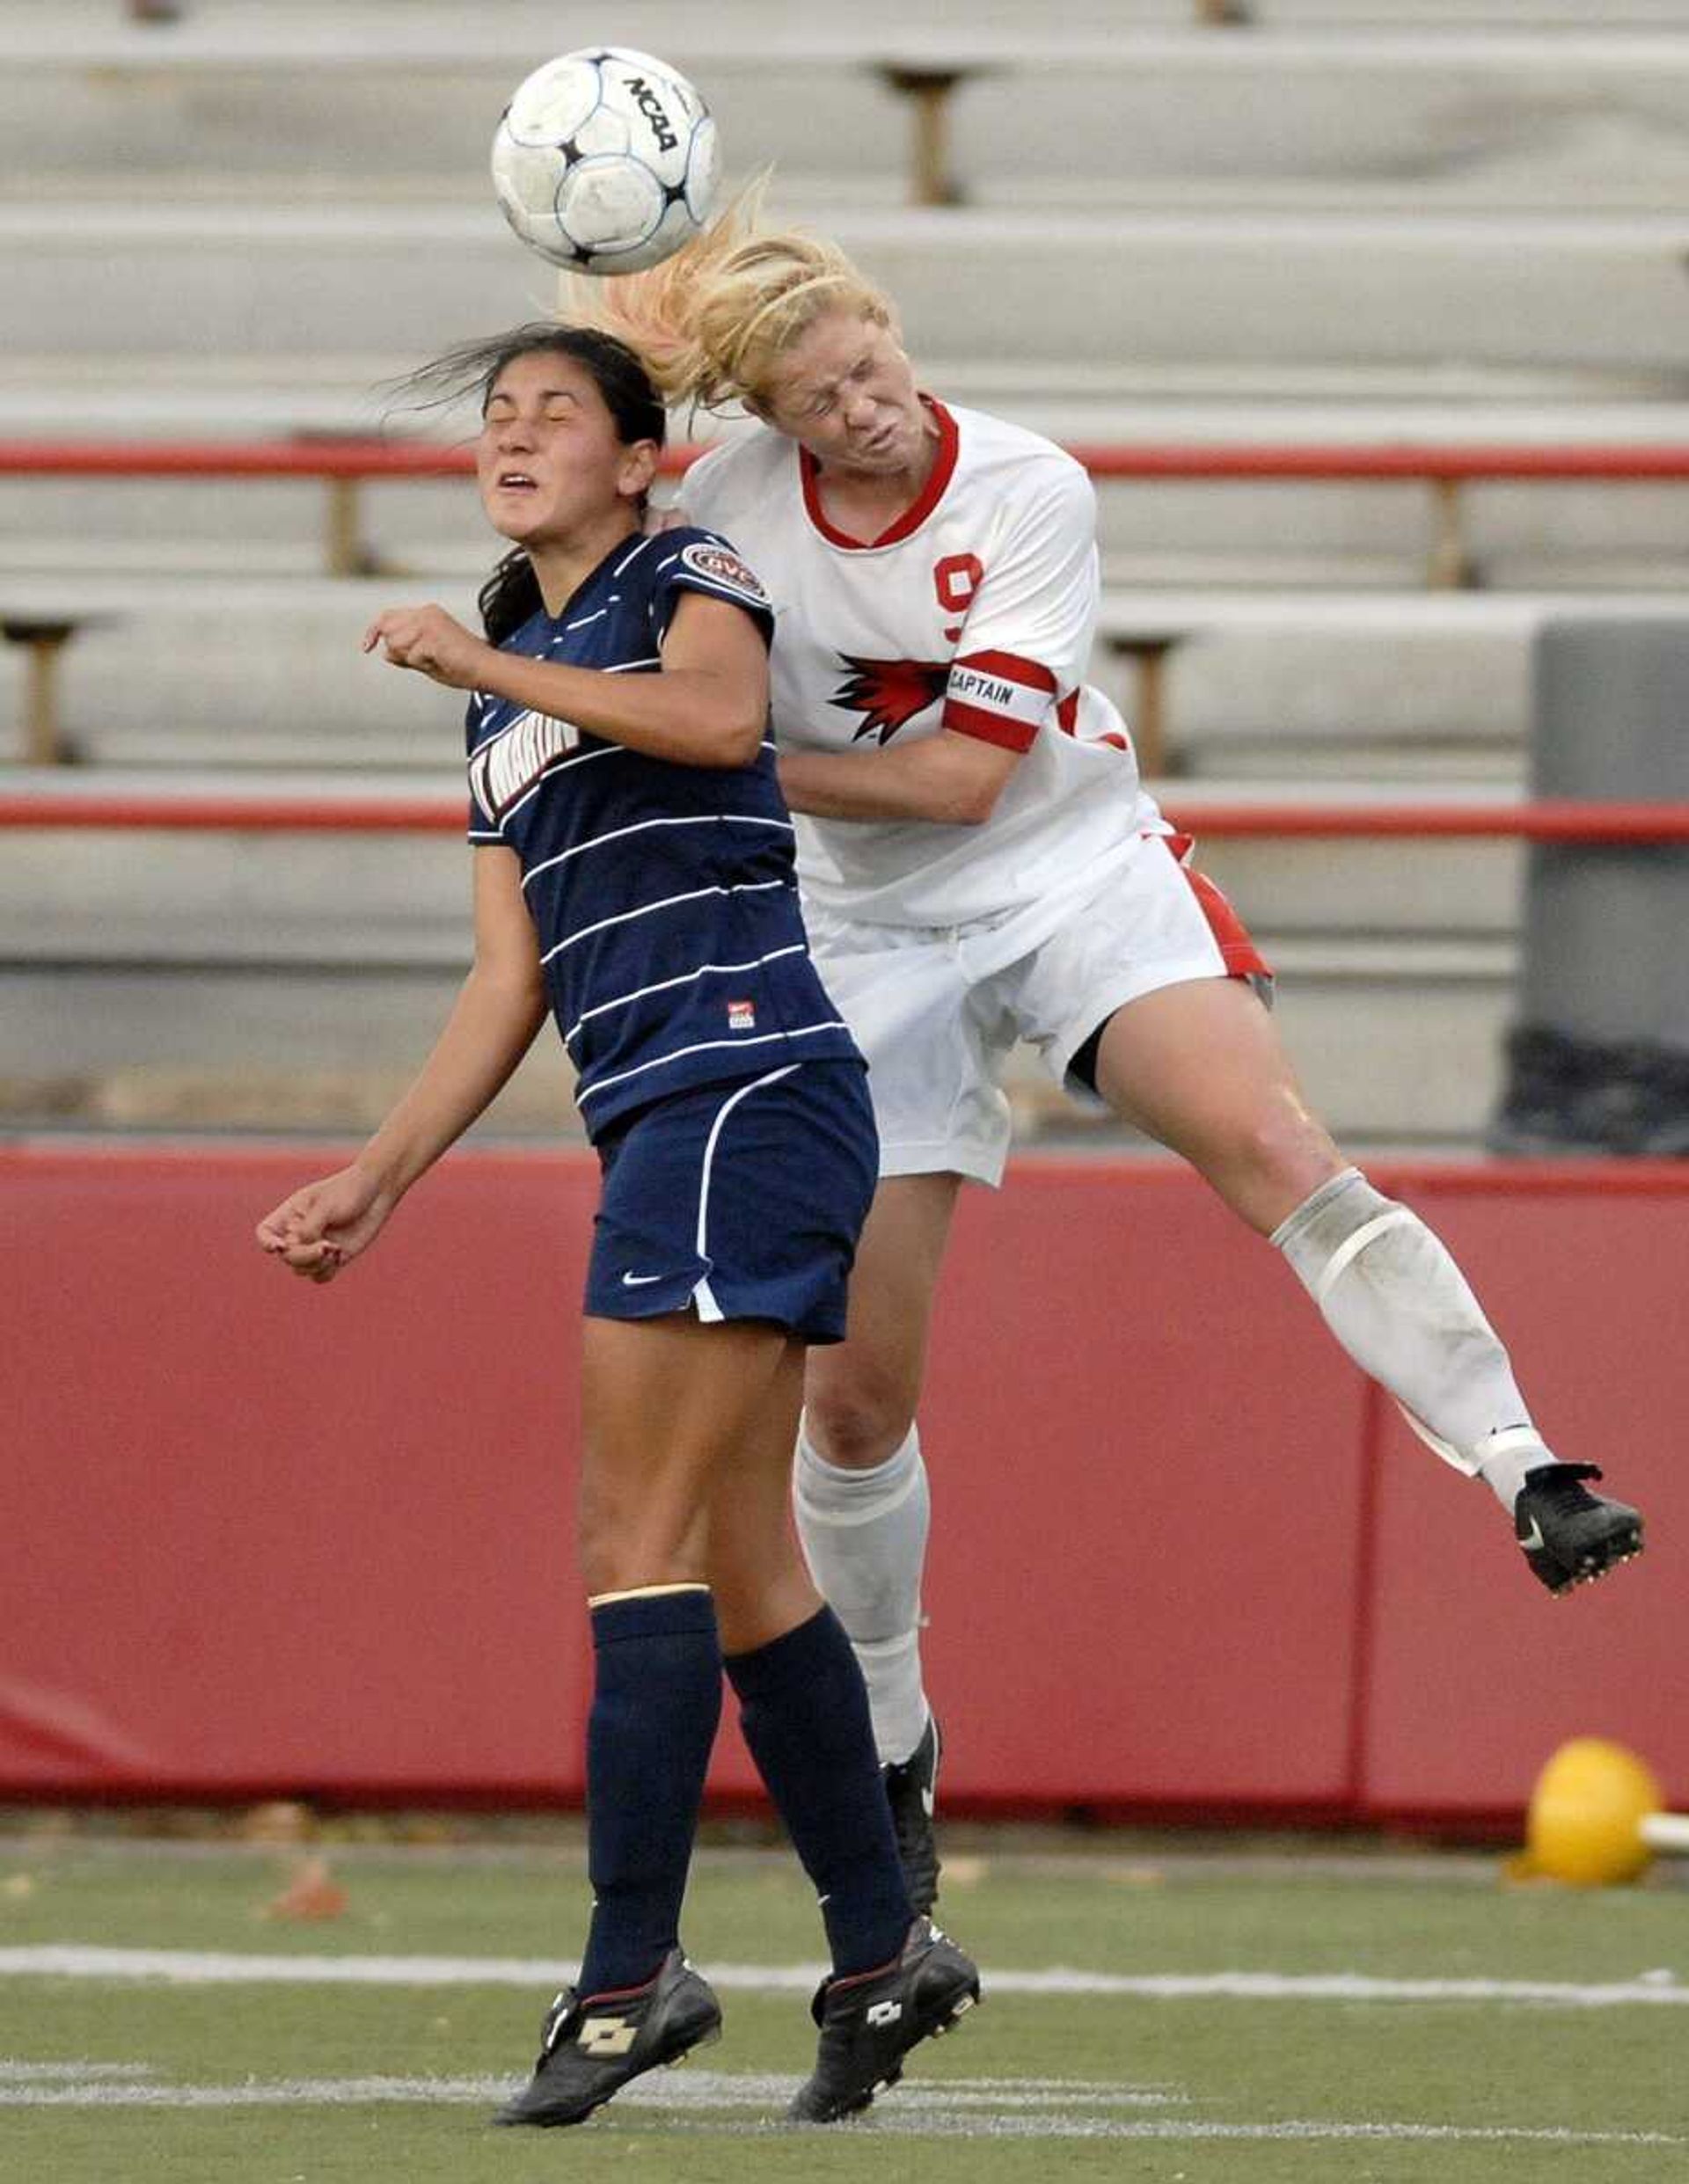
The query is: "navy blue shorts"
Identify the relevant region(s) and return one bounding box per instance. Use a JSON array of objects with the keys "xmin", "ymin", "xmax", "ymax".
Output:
[{"xmin": 585, "ymin": 1059, "xmax": 877, "ymax": 1344}]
